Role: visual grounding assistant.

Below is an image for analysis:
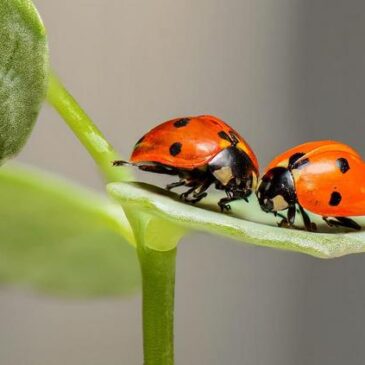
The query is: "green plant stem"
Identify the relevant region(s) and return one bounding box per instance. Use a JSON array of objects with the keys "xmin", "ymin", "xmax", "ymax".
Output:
[
  {"xmin": 46, "ymin": 71, "xmax": 131, "ymax": 183},
  {"xmin": 47, "ymin": 71, "xmax": 177, "ymax": 363},
  {"xmin": 138, "ymin": 245, "xmax": 176, "ymax": 365}
]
